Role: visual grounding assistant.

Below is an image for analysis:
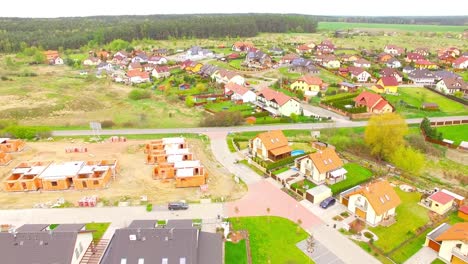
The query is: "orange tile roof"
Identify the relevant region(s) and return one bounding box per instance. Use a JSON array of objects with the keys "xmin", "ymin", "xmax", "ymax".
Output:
[
  {"xmin": 270, "ymin": 145, "xmax": 293, "ymax": 156},
  {"xmin": 257, "ymin": 87, "xmax": 294, "ymax": 106},
  {"xmin": 297, "ymin": 75, "xmax": 323, "ymax": 86},
  {"xmin": 308, "ymin": 148, "xmax": 343, "ymax": 174},
  {"xmin": 436, "ymin": 223, "xmax": 468, "ymax": 242},
  {"xmin": 348, "ymin": 180, "xmax": 401, "ymax": 215},
  {"xmin": 255, "ymin": 130, "xmax": 290, "ymax": 152}
]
